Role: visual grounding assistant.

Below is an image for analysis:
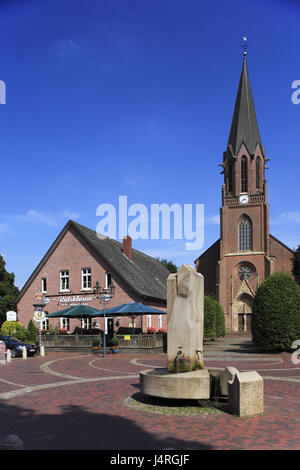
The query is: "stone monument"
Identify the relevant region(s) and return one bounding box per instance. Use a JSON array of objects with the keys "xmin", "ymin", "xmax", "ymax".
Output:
[{"xmin": 140, "ymin": 265, "xmax": 210, "ymax": 400}]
